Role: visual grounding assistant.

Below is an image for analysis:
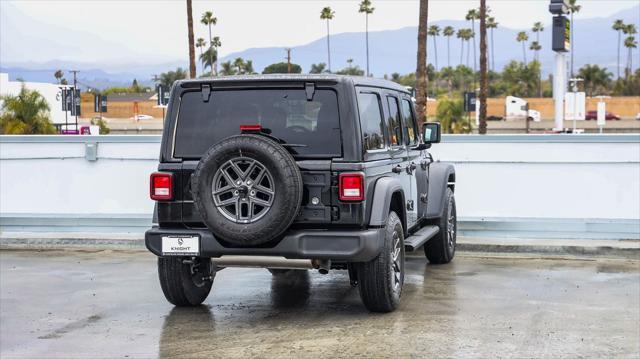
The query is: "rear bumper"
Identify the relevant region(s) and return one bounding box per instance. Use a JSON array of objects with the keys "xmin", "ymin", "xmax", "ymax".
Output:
[{"xmin": 145, "ymin": 227, "xmax": 384, "ymax": 262}]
